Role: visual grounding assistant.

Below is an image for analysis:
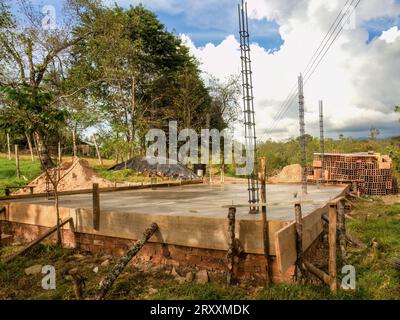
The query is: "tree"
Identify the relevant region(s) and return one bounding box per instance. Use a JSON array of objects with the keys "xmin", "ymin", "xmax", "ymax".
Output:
[
  {"xmin": 369, "ymin": 126, "xmax": 380, "ymax": 140},
  {"xmin": 67, "ymin": 3, "xmax": 215, "ymax": 155},
  {"xmin": 208, "ymin": 75, "xmax": 241, "ymax": 130},
  {"xmin": 0, "ymin": 1, "xmax": 86, "ymax": 168}
]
